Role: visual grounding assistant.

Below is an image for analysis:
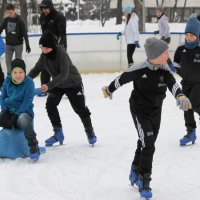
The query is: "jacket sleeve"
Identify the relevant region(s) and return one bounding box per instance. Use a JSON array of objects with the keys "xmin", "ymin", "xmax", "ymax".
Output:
[
  {"xmin": 173, "ymin": 47, "xmax": 182, "ymax": 77},
  {"xmin": 165, "ymin": 70, "xmax": 182, "ymax": 98},
  {"xmin": 28, "ymin": 55, "xmax": 44, "ymax": 79},
  {"xmin": 0, "ymin": 35, "xmax": 5, "ymax": 56},
  {"xmin": 55, "ymin": 14, "xmax": 67, "ymax": 49},
  {"xmin": 14, "ymin": 80, "xmax": 35, "ymax": 116},
  {"xmin": 107, "ymin": 71, "xmax": 137, "ymax": 93},
  {"xmin": 1, "ymin": 77, "xmax": 9, "ymax": 111},
  {"xmin": 47, "ymin": 50, "xmax": 69, "ymax": 90},
  {"xmin": 20, "ymin": 18, "xmax": 29, "ymax": 46},
  {"xmin": 0, "ymin": 18, "xmax": 6, "ymax": 34}
]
